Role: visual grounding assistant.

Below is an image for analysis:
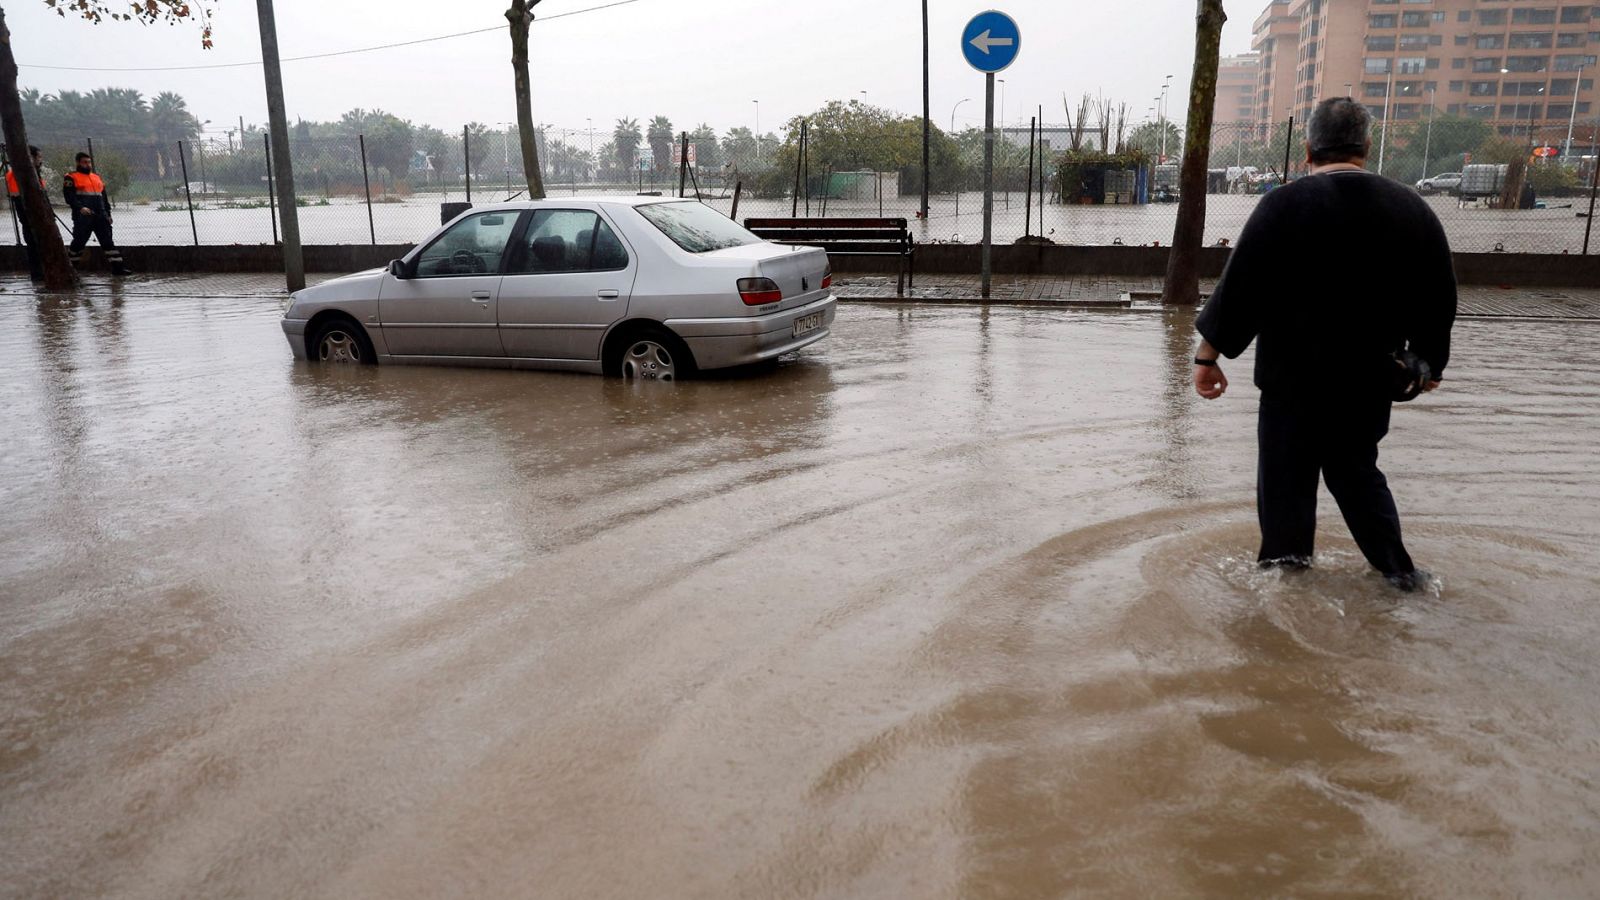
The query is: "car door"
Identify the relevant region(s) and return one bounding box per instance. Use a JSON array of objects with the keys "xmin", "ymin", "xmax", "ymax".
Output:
[
  {"xmin": 378, "ymin": 210, "xmax": 523, "ymax": 357},
  {"xmin": 497, "ymin": 208, "xmax": 637, "ymax": 360}
]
